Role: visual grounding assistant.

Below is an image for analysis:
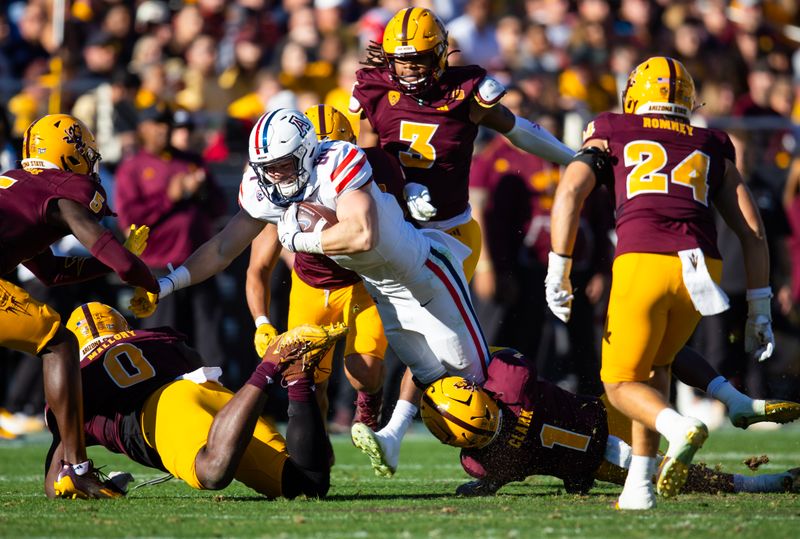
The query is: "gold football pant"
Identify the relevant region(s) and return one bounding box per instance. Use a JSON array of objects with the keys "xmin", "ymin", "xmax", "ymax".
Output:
[
  {"xmin": 288, "ymin": 272, "xmax": 387, "ymax": 383},
  {"xmin": 0, "ymin": 277, "xmax": 60, "ymax": 355},
  {"xmin": 445, "ymin": 217, "xmax": 482, "ymax": 282},
  {"xmin": 600, "ymin": 252, "xmax": 722, "ymax": 383},
  {"xmin": 140, "ymin": 380, "xmax": 288, "ymax": 497}
]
